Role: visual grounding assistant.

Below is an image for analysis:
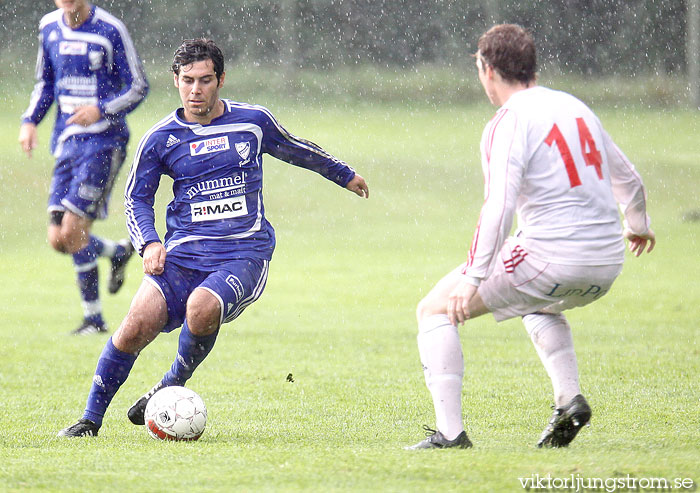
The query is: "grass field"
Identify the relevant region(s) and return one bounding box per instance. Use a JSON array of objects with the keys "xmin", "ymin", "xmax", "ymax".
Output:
[{"xmin": 0, "ymin": 72, "xmax": 698, "ymax": 492}]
